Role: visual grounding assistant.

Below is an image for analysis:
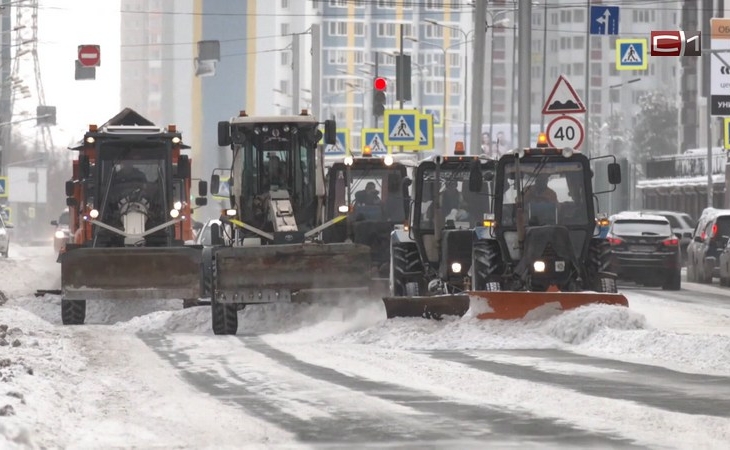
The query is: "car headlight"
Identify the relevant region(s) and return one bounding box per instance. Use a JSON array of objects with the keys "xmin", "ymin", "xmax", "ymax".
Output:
[
  {"xmin": 533, "ymin": 260, "xmax": 546, "ymax": 272},
  {"xmin": 451, "ymin": 262, "xmax": 462, "ymax": 273},
  {"xmin": 170, "ymin": 208, "xmax": 180, "ymax": 218},
  {"xmin": 55, "ymin": 230, "xmax": 66, "ymax": 239},
  {"xmin": 89, "ymin": 209, "xmax": 99, "ymax": 219}
]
